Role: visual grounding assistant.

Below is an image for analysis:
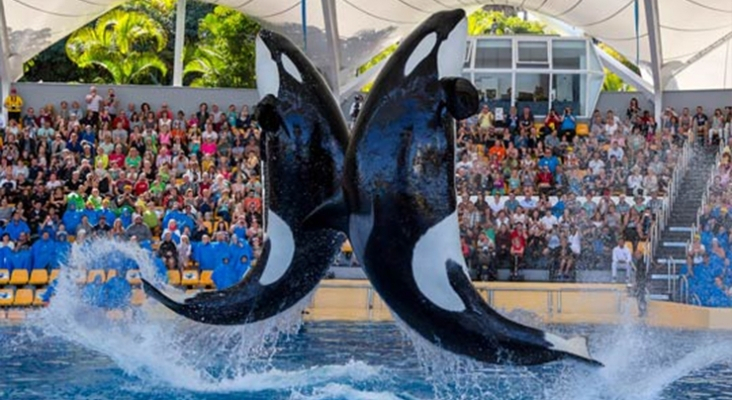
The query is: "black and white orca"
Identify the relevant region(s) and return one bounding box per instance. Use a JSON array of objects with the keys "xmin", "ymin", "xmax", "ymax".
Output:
[
  {"xmin": 142, "ymin": 29, "xmax": 349, "ymax": 325},
  {"xmin": 307, "ymin": 10, "xmax": 602, "ymax": 366}
]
